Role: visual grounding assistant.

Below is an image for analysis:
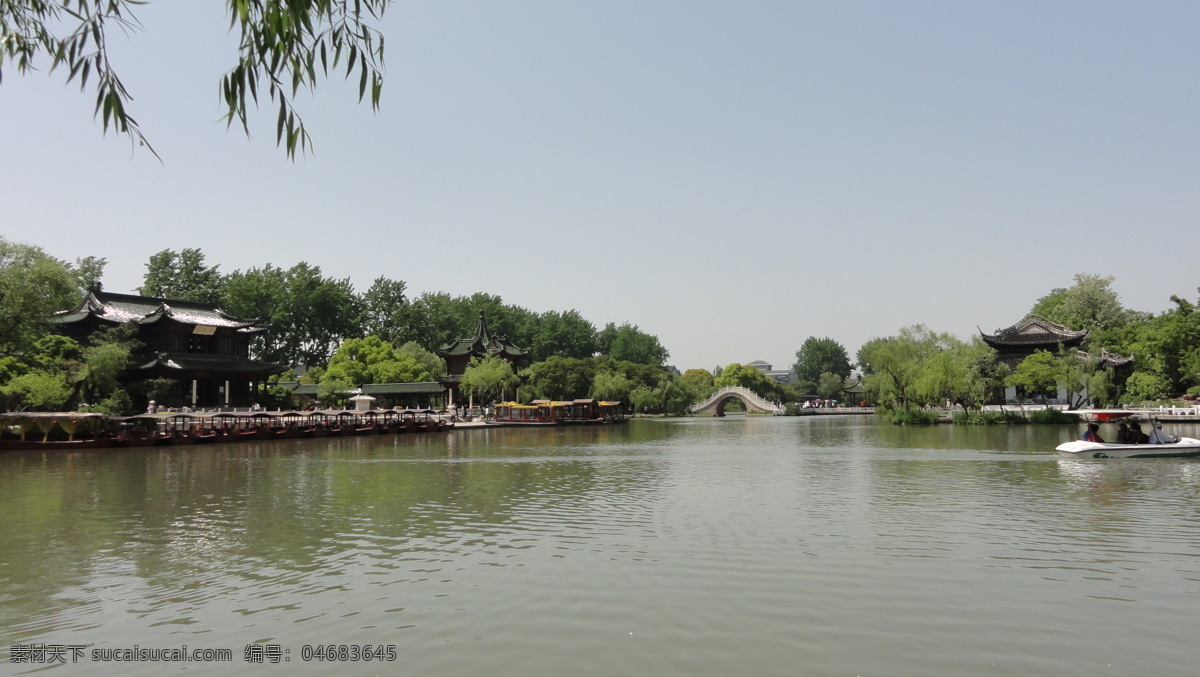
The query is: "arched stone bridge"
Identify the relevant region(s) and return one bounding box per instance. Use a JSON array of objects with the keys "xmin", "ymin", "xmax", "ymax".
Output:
[{"xmin": 690, "ymin": 386, "xmax": 783, "ymax": 416}]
